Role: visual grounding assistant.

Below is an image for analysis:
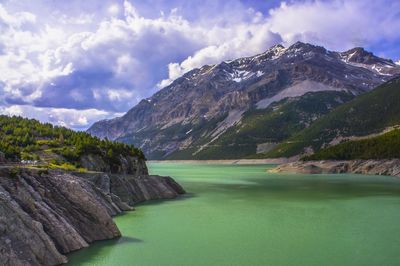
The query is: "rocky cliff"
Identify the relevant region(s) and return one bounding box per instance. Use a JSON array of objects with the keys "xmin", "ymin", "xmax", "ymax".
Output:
[
  {"xmin": 76, "ymin": 172, "xmax": 185, "ymax": 206},
  {"xmin": 80, "ymin": 154, "xmax": 149, "ymax": 175},
  {"xmin": 0, "ymin": 165, "xmax": 185, "ymax": 265},
  {"xmin": 271, "ymin": 160, "xmax": 400, "ymax": 177},
  {"xmin": 88, "ymin": 42, "xmax": 400, "ymax": 159}
]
